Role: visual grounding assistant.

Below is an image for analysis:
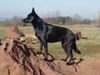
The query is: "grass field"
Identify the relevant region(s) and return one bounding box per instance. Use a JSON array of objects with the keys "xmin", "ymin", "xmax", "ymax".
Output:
[{"xmin": 1, "ymin": 24, "xmax": 100, "ymax": 60}]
